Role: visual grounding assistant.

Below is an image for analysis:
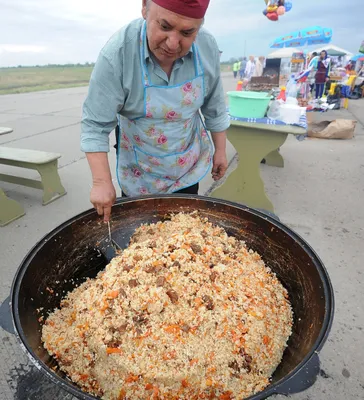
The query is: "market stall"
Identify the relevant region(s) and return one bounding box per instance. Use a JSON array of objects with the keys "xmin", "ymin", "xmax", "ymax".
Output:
[{"xmin": 266, "ymin": 48, "xmax": 300, "ymax": 87}]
